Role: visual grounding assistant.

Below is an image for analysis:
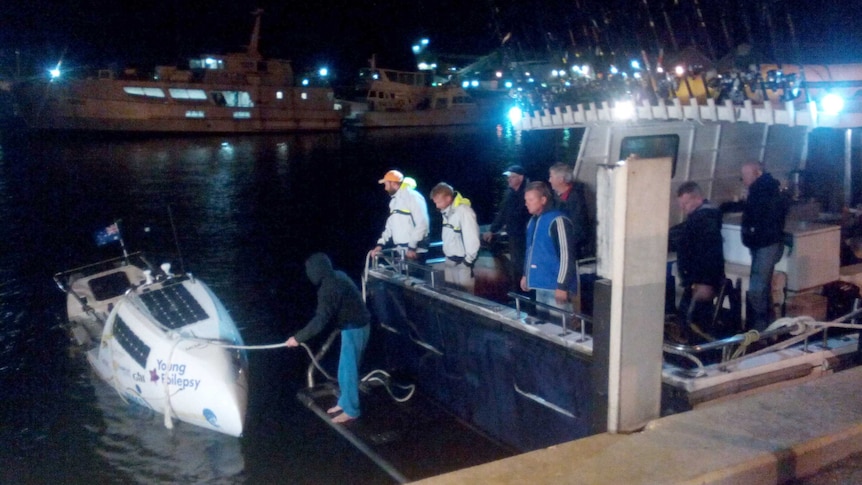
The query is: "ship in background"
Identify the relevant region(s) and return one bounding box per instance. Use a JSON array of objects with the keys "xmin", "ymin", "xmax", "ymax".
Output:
[{"xmin": 10, "ymin": 11, "xmax": 343, "ymax": 134}]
